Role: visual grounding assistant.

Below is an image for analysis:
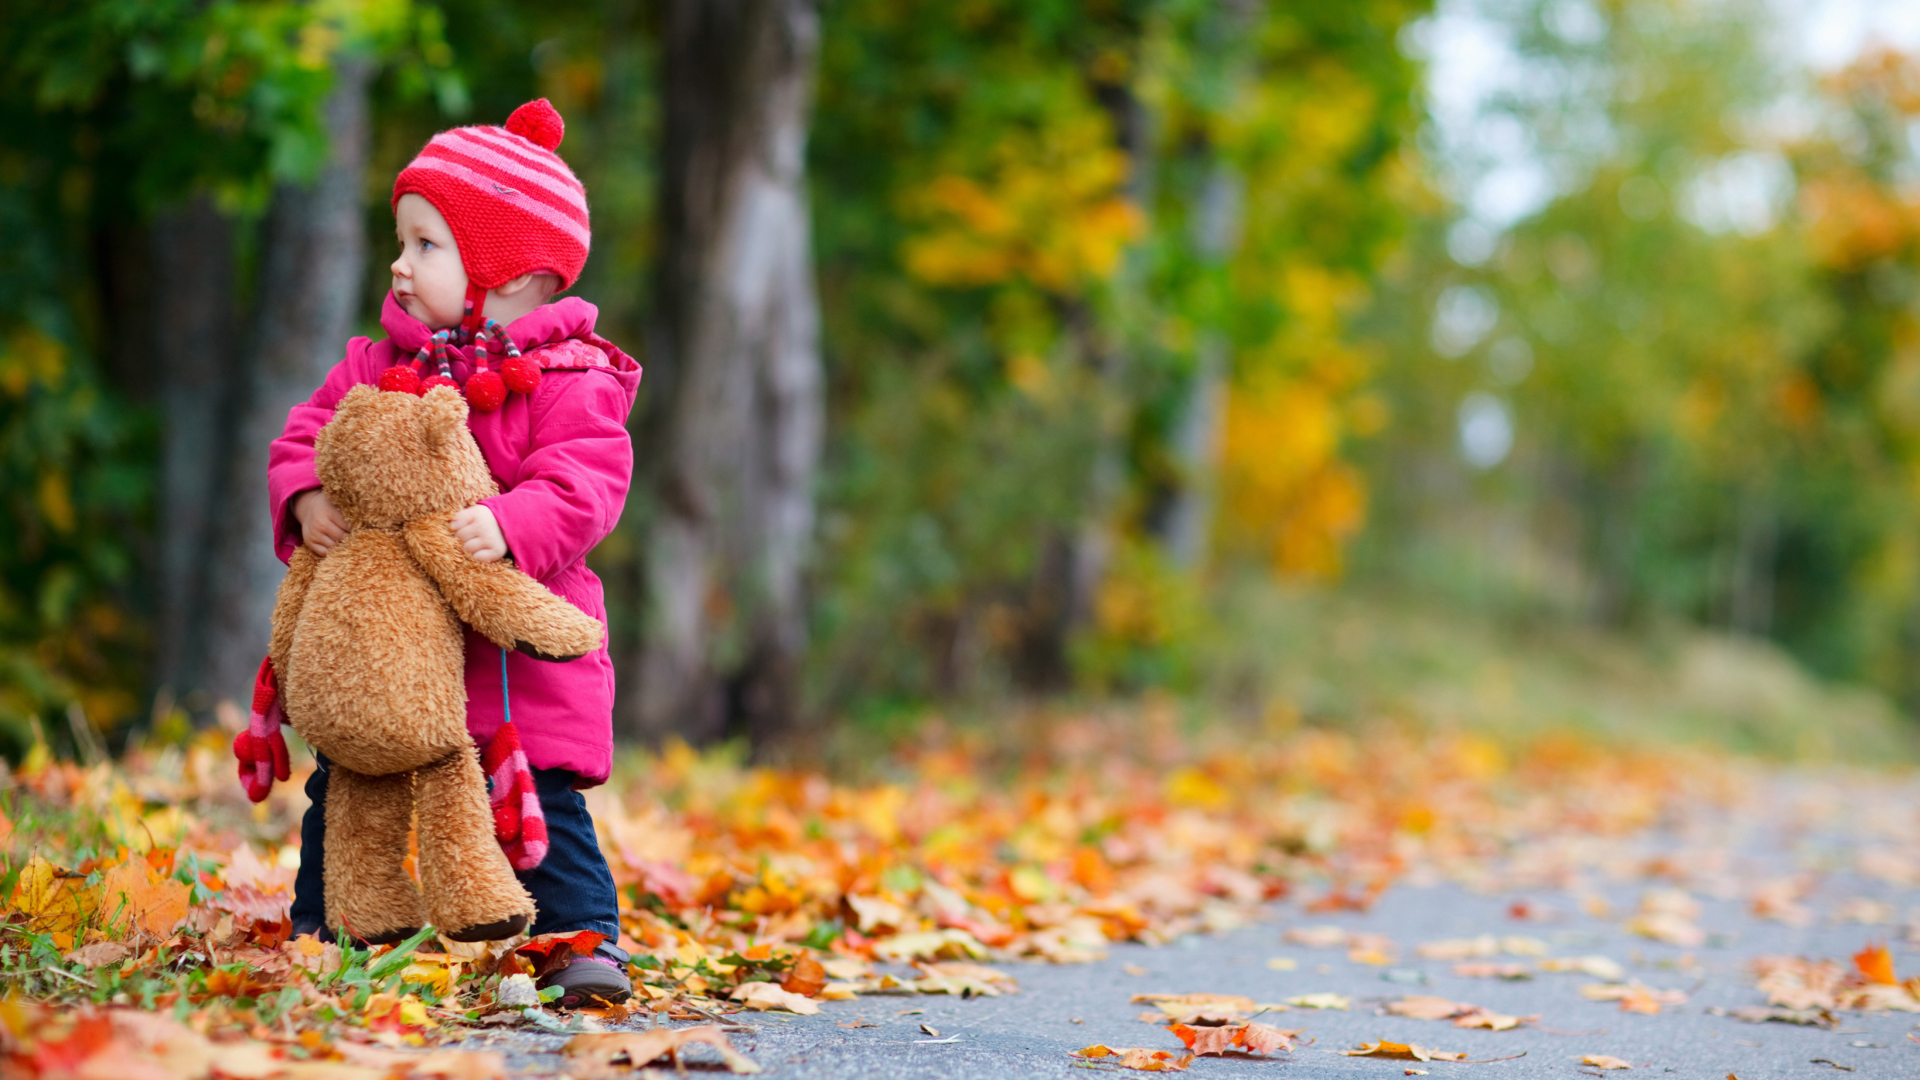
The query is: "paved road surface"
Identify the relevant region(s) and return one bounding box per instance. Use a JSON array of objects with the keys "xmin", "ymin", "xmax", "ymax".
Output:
[{"xmin": 476, "ymin": 772, "xmax": 1920, "ymax": 1078}]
